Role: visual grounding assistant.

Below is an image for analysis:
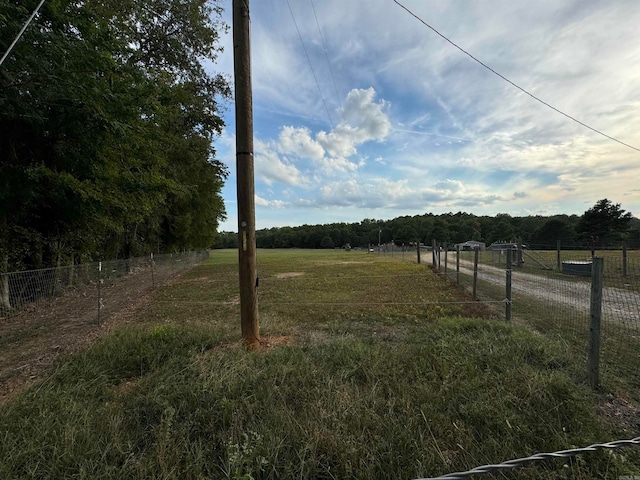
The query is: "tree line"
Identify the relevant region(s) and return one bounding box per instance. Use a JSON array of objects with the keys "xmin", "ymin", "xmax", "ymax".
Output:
[
  {"xmin": 216, "ymin": 199, "xmax": 640, "ymax": 250},
  {"xmin": 1, "ymin": 0, "xmax": 229, "ymax": 272}
]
